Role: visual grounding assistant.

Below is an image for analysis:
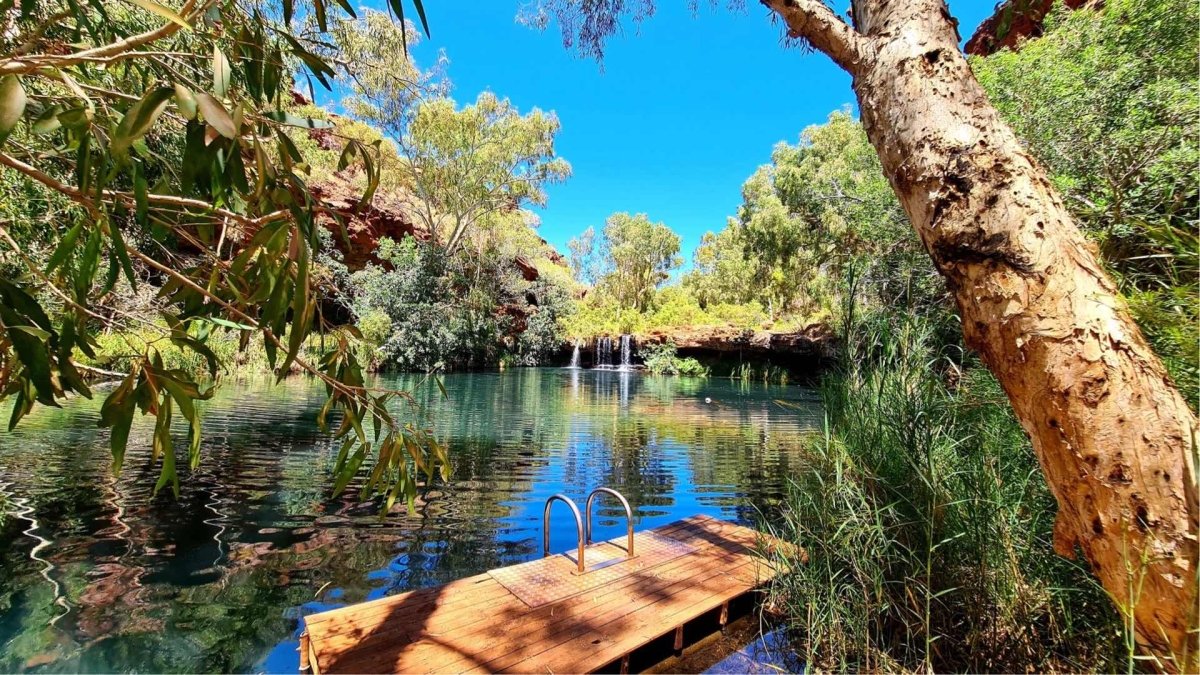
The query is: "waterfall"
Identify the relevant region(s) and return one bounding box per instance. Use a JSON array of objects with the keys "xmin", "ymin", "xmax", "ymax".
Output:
[
  {"xmin": 597, "ymin": 336, "xmax": 612, "ymax": 368},
  {"xmin": 618, "ymin": 334, "xmax": 632, "ymax": 371},
  {"xmin": 568, "ymin": 341, "xmax": 581, "ymax": 368}
]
